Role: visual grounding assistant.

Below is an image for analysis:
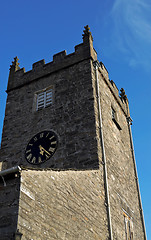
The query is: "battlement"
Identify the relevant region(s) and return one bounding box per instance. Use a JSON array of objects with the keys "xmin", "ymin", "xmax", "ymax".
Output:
[
  {"xmin": 32, "ymin": 59, "xmax": 45, "ymax": 70},
  {"xmin": 7, "ymin": 25, "xmax": 97, "ymax": 92},
  {"xmin": 96, "ymin": 61, "xmax": 128, "ymax": 116},
  {"xmin": 110, "ymin": 80, "xmax": 119, "ymax": 96},
  {"xmin": 6, "ymin": 25, "xmax": 128, "ymax": 116}
]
